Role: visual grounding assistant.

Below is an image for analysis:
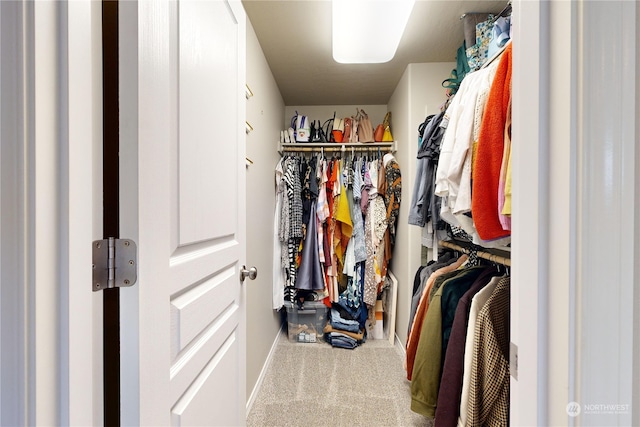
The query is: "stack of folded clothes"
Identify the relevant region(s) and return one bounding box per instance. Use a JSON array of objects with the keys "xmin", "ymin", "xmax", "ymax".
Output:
[{"xmin": 324, "ymin": 306, "xmax": 365, "ymax": 349}]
